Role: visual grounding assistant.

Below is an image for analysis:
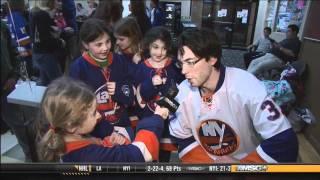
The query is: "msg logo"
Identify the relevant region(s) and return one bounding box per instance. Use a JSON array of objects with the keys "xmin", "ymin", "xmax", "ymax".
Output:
[{"xmin": 236, "ymin": 165, "xmax": 268, "ymax": 172}]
